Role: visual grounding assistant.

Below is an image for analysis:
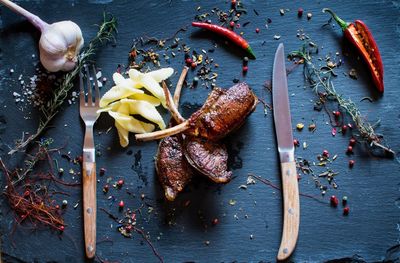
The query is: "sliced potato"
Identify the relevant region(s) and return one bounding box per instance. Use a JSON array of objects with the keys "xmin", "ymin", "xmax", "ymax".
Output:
[
  {"xmin": 99, "ymin": 85, "xmax": 143, "ymax": 108},
  {"xmin": 128, "ymin": 93, "xmax": 161, "ymax": 106},
  {"xmin": 115, "ymin": 121, "xmax": 129, "ymax": 147},
  {"xmin": 108, "ymin": 111, "xmax": 155, "ymax": 134}
]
